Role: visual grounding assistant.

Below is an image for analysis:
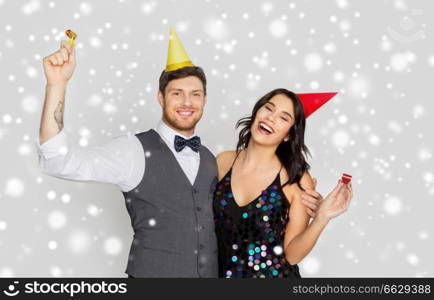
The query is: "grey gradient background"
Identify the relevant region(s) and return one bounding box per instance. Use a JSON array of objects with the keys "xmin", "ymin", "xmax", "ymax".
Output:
[{"xmin": 0, "ymin": 0, "xmax": 433, "ymax": 277}]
